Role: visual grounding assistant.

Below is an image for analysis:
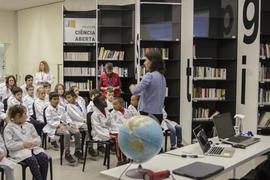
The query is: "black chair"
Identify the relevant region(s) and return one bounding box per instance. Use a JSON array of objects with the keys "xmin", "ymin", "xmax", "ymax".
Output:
[
  {"xmin": 0, "ymin": 167, "xmax": 4, "ymax": 180},
  {"xmin": 3, "ymin": 98, "xmax": 8, "ymax": 113},
  {"xmin": 82, "ymin": 112, "xmax": 111, "ymax": 172}
]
